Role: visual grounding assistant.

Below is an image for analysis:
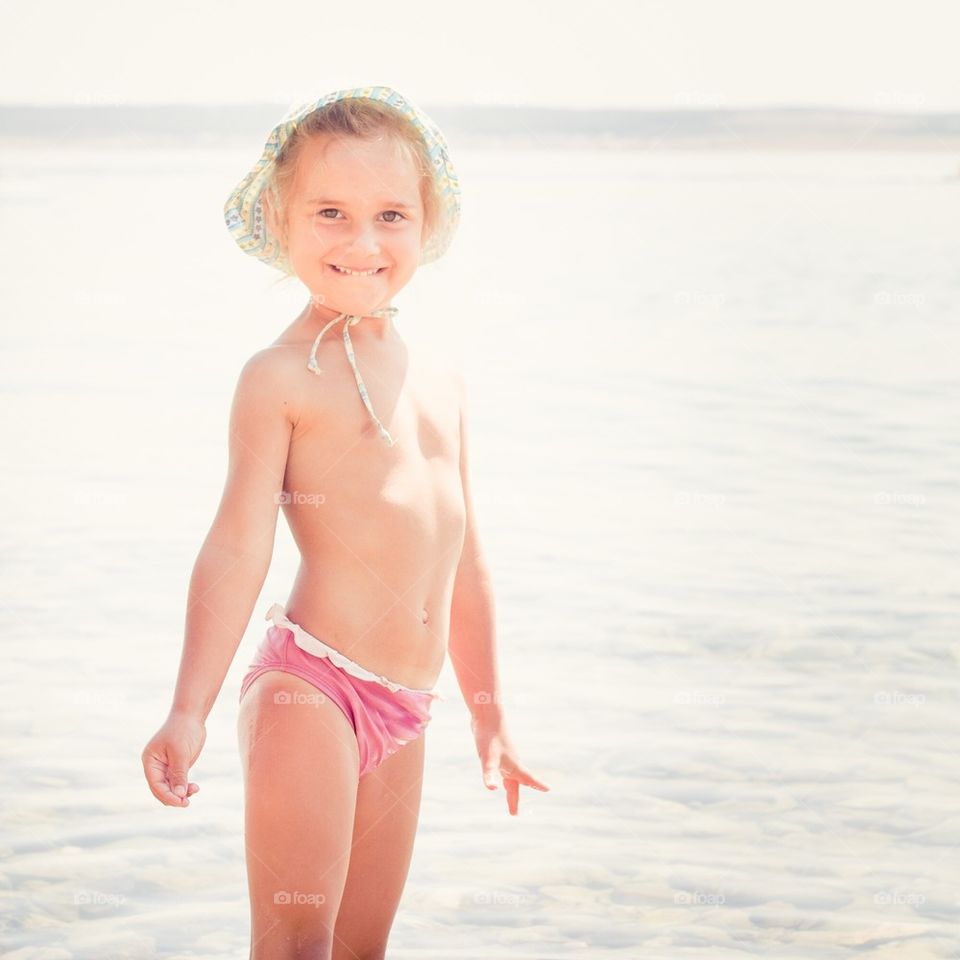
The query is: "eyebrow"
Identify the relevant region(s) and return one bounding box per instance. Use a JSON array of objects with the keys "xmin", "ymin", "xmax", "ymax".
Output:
[{"xmin": 304, "ymin": 198, "xmax": 417, "ymax": 210}]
